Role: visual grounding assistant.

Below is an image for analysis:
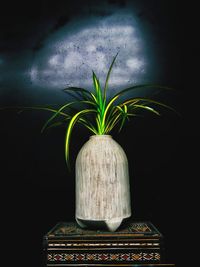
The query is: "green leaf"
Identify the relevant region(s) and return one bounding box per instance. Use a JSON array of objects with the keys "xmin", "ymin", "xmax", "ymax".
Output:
[
  {"xmin": 113, "ymin": 84, "xmax": 173, "ymax": 100},
  {"xmin": 105, "ymin": 112, "xmax": 122, "ymax": 133},
  {"xmin": 101, "ymin": 94, "xmax": 121, "ymax": 129},
  {"xmin": 63, "ymin": 87, "xmax": 92, "ymax": 96},
  {"xmin": 65, "ymin": 109, "xmax": 97, "ymax": 169},
  {"xmin": 79, "ymin": 118, "xmax": 98, "ymax": 135},
  {"xmin": 41, "ymin": 102, "xmax": 77, "ymax": 133},
  {"xmin": 62, "ymin": 90, "xmax": 84, "ymax": 101},
  {"xmin": 0, "ymin": 105, "xmax": 70, "ymax": 117},
  {"xmin": 45, "ymin": 120, "xmax": 67, "ymax": 130},
  {"xmin": 93, "ymin": 72, "xmax": 99, "ymax": 95},
  {"xmin": 133, "ymin": 104, "xmax": 161, "ymax": 116},
  {"xmin": 118, "ymin": 104, "xmax": 128, "ymax": 132},
  {"xmin": 103, "ymin": 52, "xmax": 118, "ymax": 101},
  {"xmin": 63, "ymin": 87, "xmax": 97, "ymax": 103},
  {"xmin": 93, "ymin": 71, "xmax": 104, "ymax": 110},
  {"xmin": 41, "ymin": 100, "xmax": 96, "ymax": 133},
  {"xmin": 116, "ymin": 106, "xmax": 124, "ymax": 113},
  {"xmin": 128, "ymin": 97, "xmax": 176, "ymax": 113}
]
